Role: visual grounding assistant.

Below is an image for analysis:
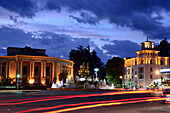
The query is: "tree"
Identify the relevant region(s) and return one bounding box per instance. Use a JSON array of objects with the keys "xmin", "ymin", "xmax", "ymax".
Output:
[
  {"xmin": 154, "ymin": 38, "xmax": 170, "ymax": 56},
  {"xmin": 105, "ymin": 57, "xmax": 123, "ymax": 86},
  {"xmin": 90, "ymin": 50, "xmax": 105, "ymax": 79},
  {"xmin": 69, "ymin": 45, "xmax": 105, "ymax": 78},
  {"xmin": 58, "ymin": 72, "xmax": 68, "ymax": 83}
]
